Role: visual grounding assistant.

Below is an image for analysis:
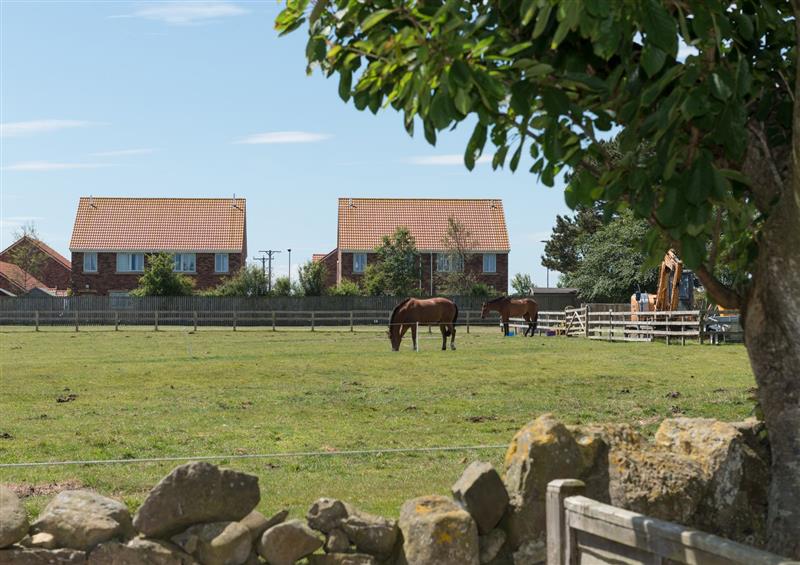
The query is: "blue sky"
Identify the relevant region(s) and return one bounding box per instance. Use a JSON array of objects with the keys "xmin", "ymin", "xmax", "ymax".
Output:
[{"xmin": 0, "ymin": 0, "xmax": 571, "ymax": 287}]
